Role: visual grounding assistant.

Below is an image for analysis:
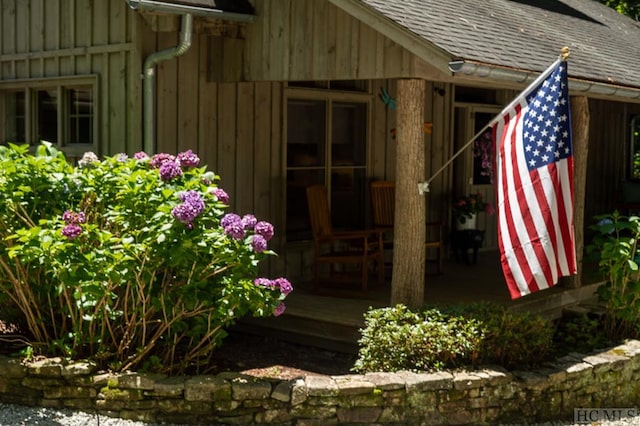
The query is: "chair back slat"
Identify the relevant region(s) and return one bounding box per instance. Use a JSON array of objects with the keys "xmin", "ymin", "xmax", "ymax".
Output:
[
  {"xmin": 306, "ymin": 185, "xmax": 334, "ymax": 239},
  {"xmin": 370, "ymin": 181, "xmax": 395, "ymax": 228}
]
